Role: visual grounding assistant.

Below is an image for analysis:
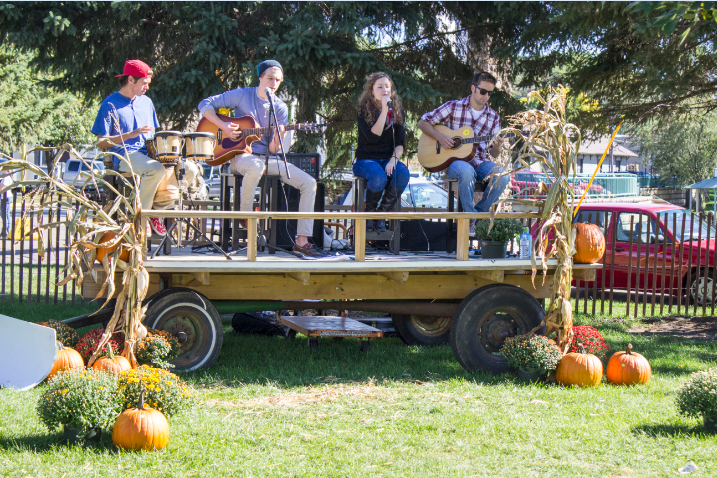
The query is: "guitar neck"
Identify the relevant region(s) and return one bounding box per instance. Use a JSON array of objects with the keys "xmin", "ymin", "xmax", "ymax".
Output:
[
  {"xmin": 463, "ymin": 133, "xmax": 499, "ymax": 145},
  {"xmin": 241, "ymin": 124, "xmax": 304, "ymax": 136}
]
